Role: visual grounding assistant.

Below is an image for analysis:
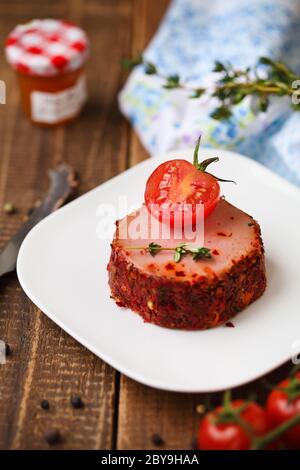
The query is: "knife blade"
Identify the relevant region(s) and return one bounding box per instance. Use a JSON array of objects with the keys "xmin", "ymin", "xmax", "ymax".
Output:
[{"xmin": 0, "ymin": 163, "xmax": 77, "ymax": 278}]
